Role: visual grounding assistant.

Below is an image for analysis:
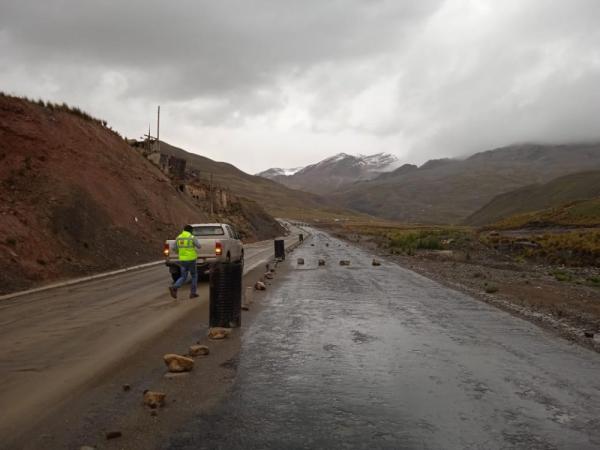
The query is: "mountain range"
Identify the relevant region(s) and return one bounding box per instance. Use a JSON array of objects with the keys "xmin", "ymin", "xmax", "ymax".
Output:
[
  {"xmin": 466, "ymin": 170, "xmax": 600, "ymax": 226},
  {"xmin": 257, "ymin": 152, "xmax": 401, "ymax": 194}
]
